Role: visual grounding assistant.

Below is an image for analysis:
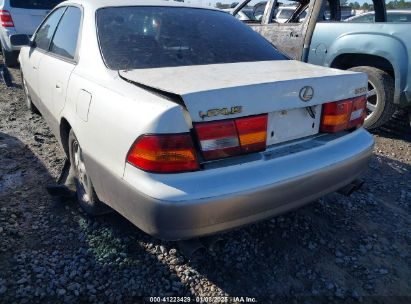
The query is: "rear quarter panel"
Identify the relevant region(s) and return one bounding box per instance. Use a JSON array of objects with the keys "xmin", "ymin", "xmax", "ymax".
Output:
[
  {"xmin": 61, "ymin": 70, "xmax": 190, "ymax": 205},
  {"xmin": 308, "ymin": 23, "xmax": 411, "ymax": 105}
]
